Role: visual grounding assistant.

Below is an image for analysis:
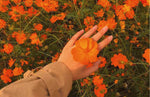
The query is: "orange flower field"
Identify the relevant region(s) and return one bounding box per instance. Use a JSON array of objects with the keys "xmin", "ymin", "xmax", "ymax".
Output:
[{"xmin": 0, "ymin": 0, "xmax": 149, "ymax": 97}]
